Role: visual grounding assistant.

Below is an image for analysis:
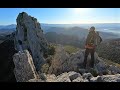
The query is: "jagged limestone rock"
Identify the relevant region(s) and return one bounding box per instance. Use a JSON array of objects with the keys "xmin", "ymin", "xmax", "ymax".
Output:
[
  {"xmin": 26, "ymin": 71, "xmax": 120, "ymax": 82},
  {"xmin": 90, "ymin": 76, "xmax": 98, "ymax": 82},
  {"xmin": 82, "ymin": 73, "xmax": 93, "ymax": 80},
  {"xmin": 45, "ymin": 74, "xmax": 57, "ymax": 82},
  {"xmin": 108, "ymin": 65, "xmax": 120, "ymax": 74},
  {"xmin": 48, "ymin": 47, "xmax": 101, "ymax": 75},
  {"xmin": 13, "ymin": 50, "xmax": 39, "ymax": 82},
  {"xmin": 72, "ymin": 77, "xmax": 84, "ymax": 82},
  {"xmin": 68, "ymin": 71, "xmax": 81, "ymax": 81},
  {"xmin": 48, "ymin": 45, "xmax": 120, "ymax": 76},
  {"xmin": 15, "ymin": 12, "xmax": 48, "ymax": 71},
  {"xmin": 56, "ymin": 72, "xmax": 71, "ymax": 82},
  {"xmin": 97, "ymin": 74, "xmax": 120, "ymax": 82},
  {"xmin": 48, "ymin": 45, "xmax": 70, "ymax": 75}
]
